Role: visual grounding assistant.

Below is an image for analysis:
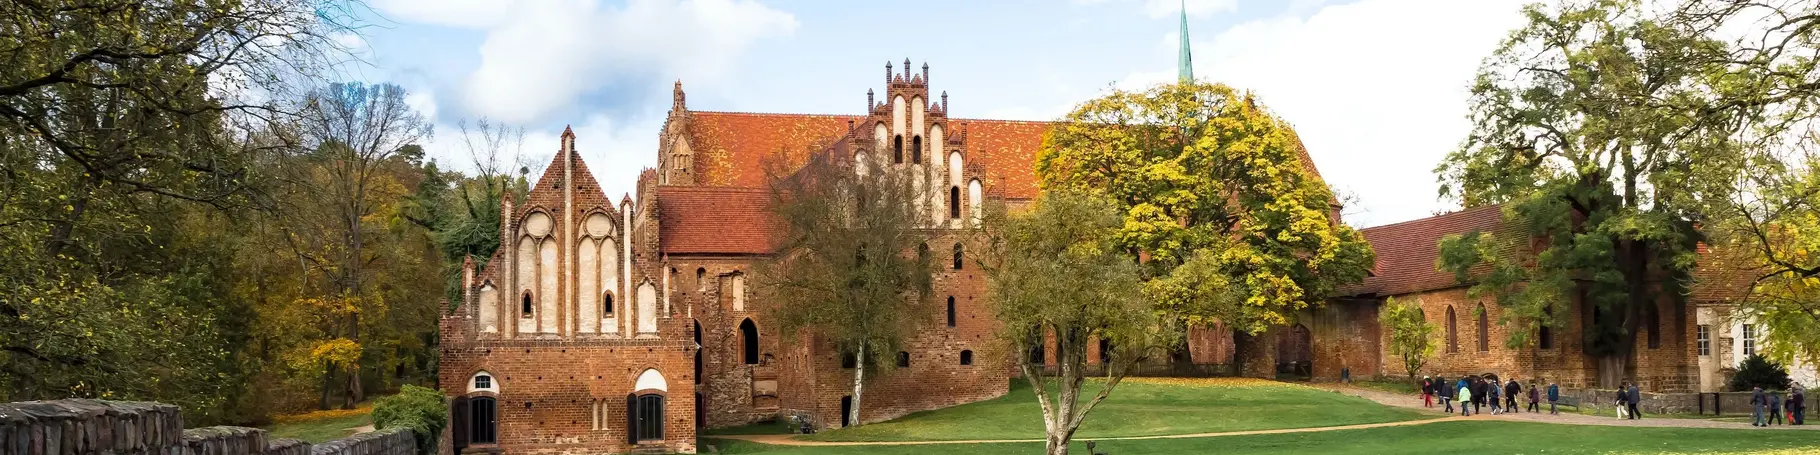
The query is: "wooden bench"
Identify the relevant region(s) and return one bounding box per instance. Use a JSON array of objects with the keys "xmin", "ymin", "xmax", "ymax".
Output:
[{"xmin": 1555, "ymin": 396, "xmax": 1583, "ymax": 411}]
